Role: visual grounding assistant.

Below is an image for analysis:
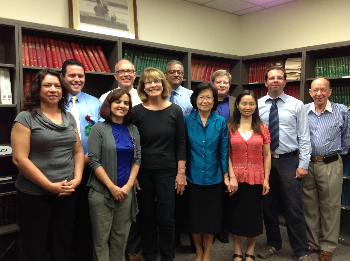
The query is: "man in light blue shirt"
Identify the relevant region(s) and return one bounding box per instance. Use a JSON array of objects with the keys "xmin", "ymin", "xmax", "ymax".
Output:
[
  {"xmin": 257, "ymin": 66, "xmax": 312, "ymax": 261},
  {"xmin": 62, "ymin": 59, "xmax": 104, "ymax": 261},
  {"xmin": 303, "ymin": 77, "xmax": 350, "ymax": 261},
  {"xmin": 165, "ymin": 60, "xmax": 194, "ymax": 116}
]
